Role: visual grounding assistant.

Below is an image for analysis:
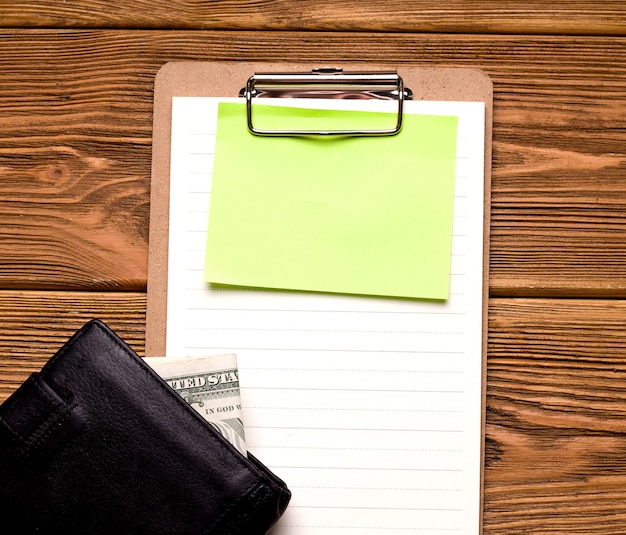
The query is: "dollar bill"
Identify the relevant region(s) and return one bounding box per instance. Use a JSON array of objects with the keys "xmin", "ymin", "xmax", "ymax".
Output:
[{"xmin": 144, "ymin": 354, "xmax": 247, "ymax": 456}]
